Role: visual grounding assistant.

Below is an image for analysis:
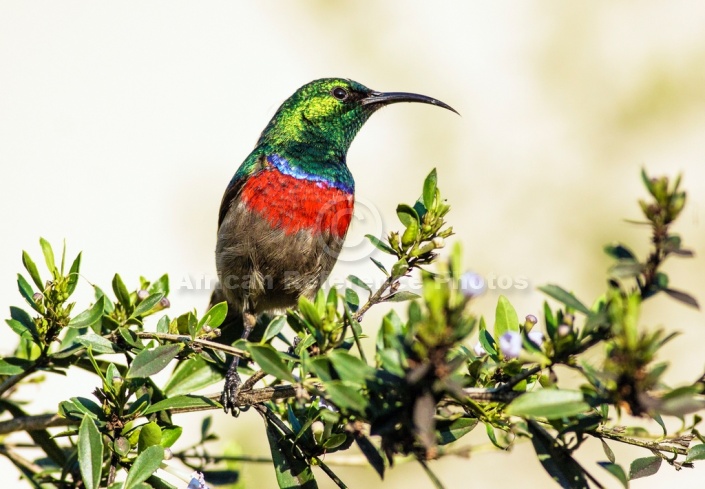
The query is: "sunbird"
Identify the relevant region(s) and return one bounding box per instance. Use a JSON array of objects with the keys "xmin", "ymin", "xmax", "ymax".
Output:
[{"xmin": 213, "ymin": 78, "xmax": 457, "ymax": 414}]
